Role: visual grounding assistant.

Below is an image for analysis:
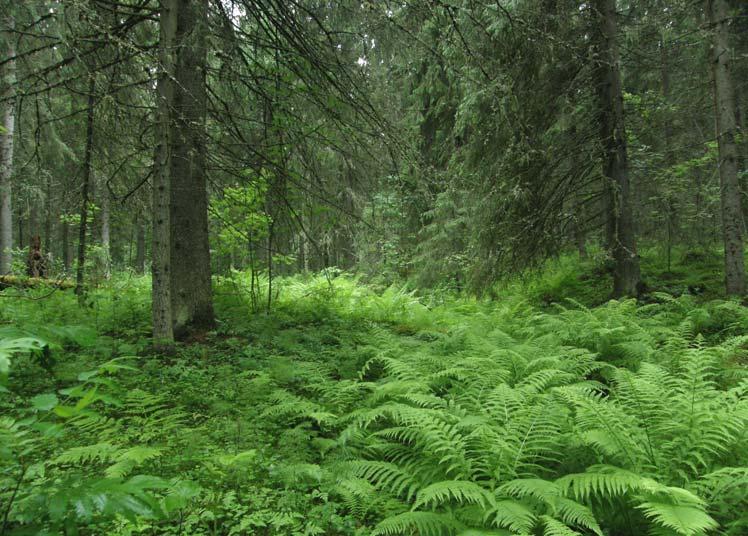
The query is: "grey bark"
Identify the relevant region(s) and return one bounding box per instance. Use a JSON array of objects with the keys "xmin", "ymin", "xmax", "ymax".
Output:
[
  {"xmin": 152, "ymin": 0, "xmax": 176, "ymax": 343},
  {"xmin": 660, "ymin": 36, "xmax": 677, "ymax": 272},
  {"xmin": 708, "ymin": 0, "xmax": 746, "ymax": 295},
  {"xmin": 99, "ymin": 175, "xmax": 111, "ymax": 278},
  {"xmin": 0, "ymin": 16, "xmax": 15, "ymax": 274},
  {"xmin": 592, "ymin": 0, "xmax": 641, "ymax": 297},
  {"xmin": 44, "ymin": 171, "xmax": 52, "ymax": 256},
  {"xmin": 61, "ymin": 221, "xmax": 71, "ymax": 272},
  {"xmin": 135, "ymin": 214, "xmax": 146, "ymax": 274},
  {"xmin": 736, "ymin": 88, "xmax": 747, "ymax": 229},
  {"xmin": 153, "ymin": 0, "xmax": 213, "ymax": 341},
  {"xmin": 75, "ymin": 76, "xmax": 96, "ymax": 302}
]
